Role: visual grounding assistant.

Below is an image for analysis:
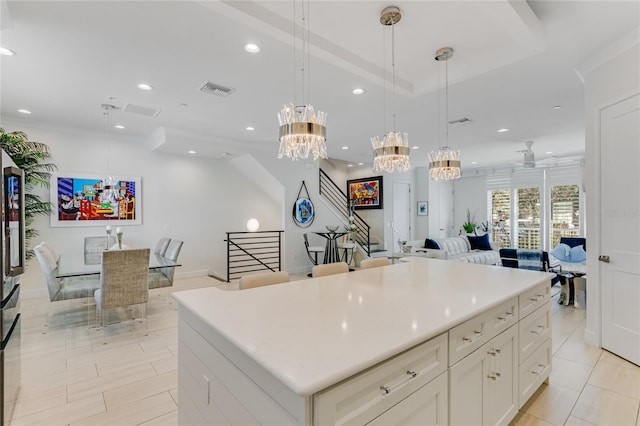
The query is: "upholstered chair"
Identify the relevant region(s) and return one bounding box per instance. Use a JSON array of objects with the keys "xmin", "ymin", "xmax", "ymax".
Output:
[
  {"xmin": 153, "ymin": 237, "xmax": 171, "ymax": 257},
  {"xmin": 312, "ymin": 262, "xmax": 349, "ymax": 278},
  {"xmin": 84, "ymin": 236, "xmax": 114, "ymax": 265},
  {"xmin": 239, "ymin": 271, "xmax": 290, "ymax": 290},
  {"xmin": 148, "ymin": 239, "xmax": 183, "ymax": 289},
  {"xmin": 34, "ymin": 242, "xmax": 100, "ymax": 302},
  {"xmin": 95, "ymin": 248, "xmax": 150, "ymax": 326},
  {"xmin": 360, "ymin": 257, "xmax": 390, "ymax": 269}
]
